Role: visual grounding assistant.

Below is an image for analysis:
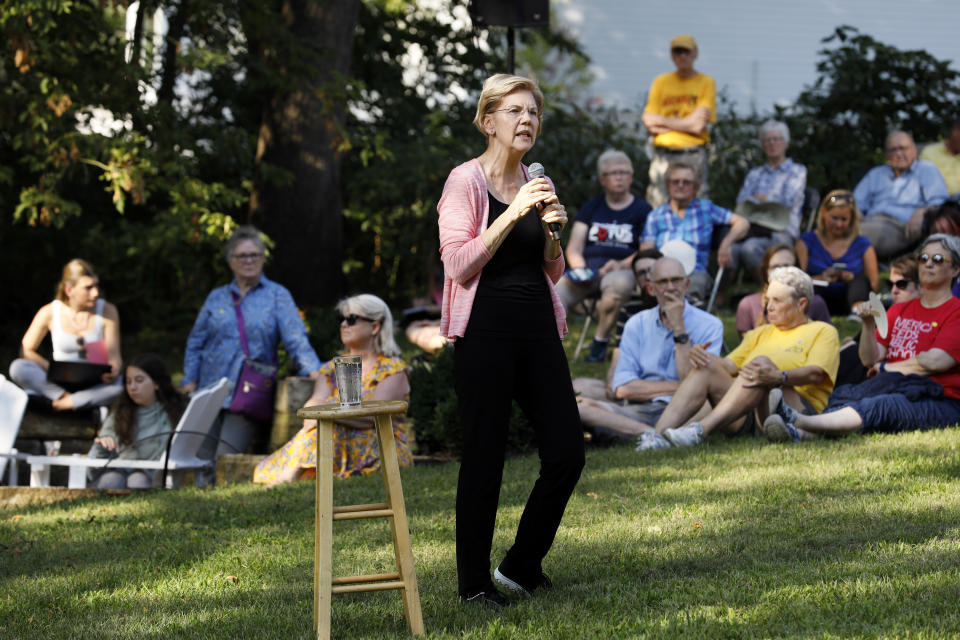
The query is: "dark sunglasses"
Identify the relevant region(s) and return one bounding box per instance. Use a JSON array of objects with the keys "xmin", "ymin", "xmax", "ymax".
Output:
[
  {"xmin": 77, "ymin": 336, "xmax": 86, "ymax": 359},
  {"xmin": 826, "ymin": 193, "xmax": 854, "ymax": 207},
  {"xmin": 889, "ymin": 279, "xmax": 915, "ymax": 290},
  {"xmin": 918, "ymin": 253, "xmax": 954, "ymax": 265},
  {"xmin": 338, "ymin": 313, "xmax": 376, "ymax": 326}
]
